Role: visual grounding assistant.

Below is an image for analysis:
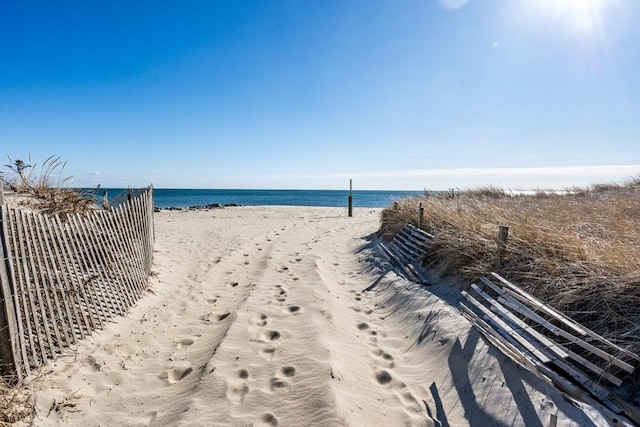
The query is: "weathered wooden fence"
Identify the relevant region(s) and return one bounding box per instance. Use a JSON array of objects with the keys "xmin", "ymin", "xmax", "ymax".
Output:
[
  {"xmin": 0, "ymin": 188, "xmax": 155, "ymax": 381},
  {"xmin": 380, "ymin": 223, "xmax": 640, "ymax": 425}
]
